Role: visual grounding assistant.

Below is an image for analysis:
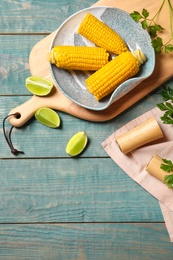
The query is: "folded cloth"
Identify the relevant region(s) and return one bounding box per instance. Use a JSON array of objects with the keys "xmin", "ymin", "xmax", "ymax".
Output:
[{"xmin": 102, "ymin": 106, "xmax": 173, "ymax": 242}]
